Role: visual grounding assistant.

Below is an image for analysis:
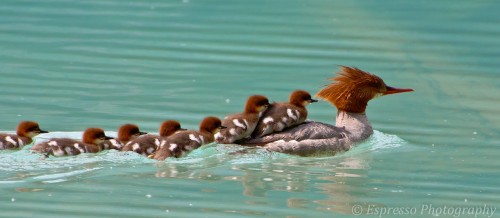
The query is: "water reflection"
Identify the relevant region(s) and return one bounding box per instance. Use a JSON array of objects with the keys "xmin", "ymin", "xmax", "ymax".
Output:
[{"xmin": 154, "ymin": 147, "xmax": 374, "ymax": 215}]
